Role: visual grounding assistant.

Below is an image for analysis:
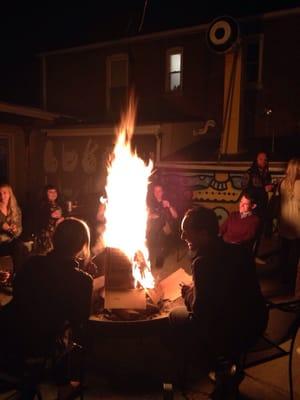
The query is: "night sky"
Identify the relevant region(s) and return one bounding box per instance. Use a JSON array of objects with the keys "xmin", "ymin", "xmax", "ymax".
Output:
[{"xmin": 0, "ymin": 0, "xmax": 298, "ymax": 106}]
